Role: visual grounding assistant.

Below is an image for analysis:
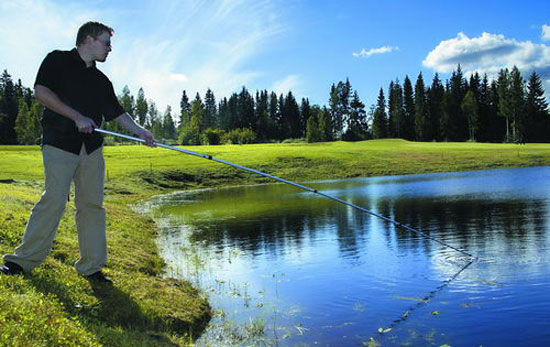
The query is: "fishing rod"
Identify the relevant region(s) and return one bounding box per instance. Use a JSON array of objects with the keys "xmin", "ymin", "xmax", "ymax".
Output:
[{"xmin": 95, "ymin": 128, "xmax": 474, "ymax": 258}]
